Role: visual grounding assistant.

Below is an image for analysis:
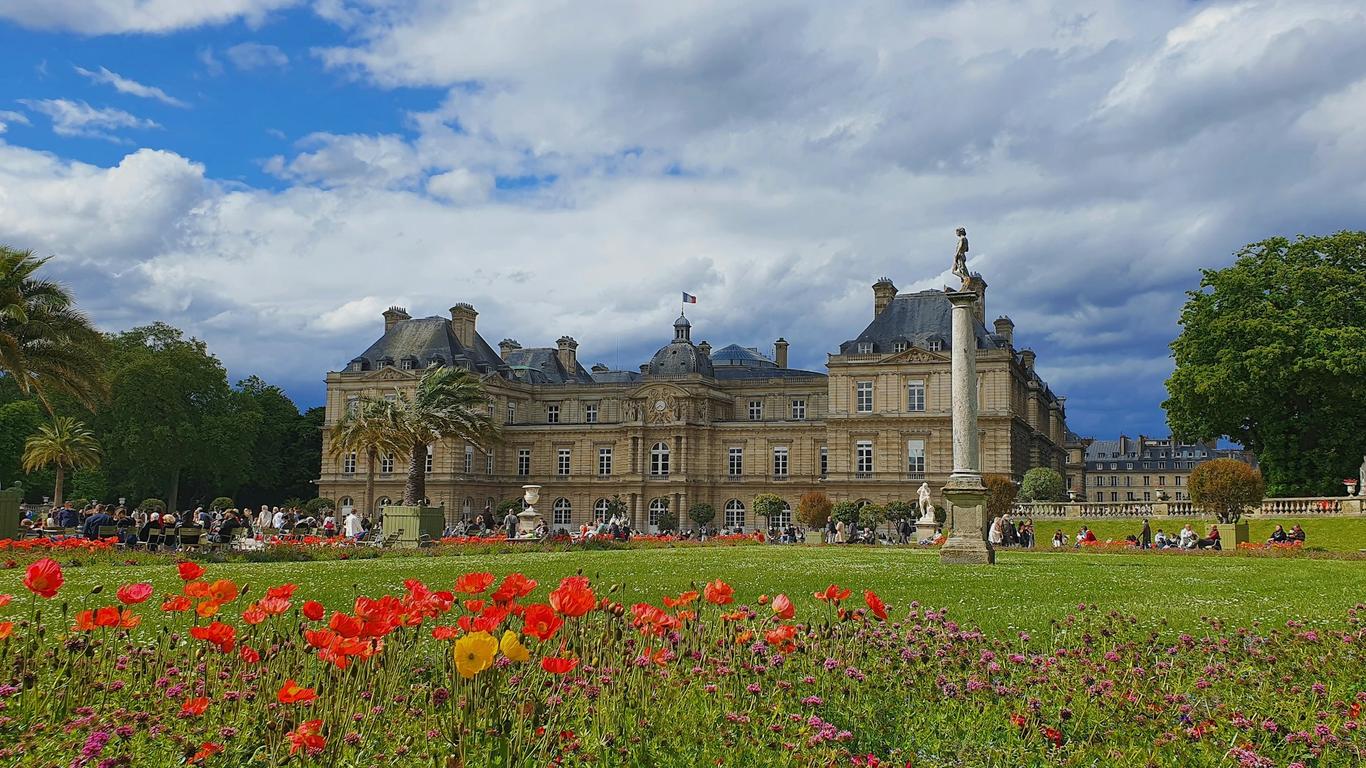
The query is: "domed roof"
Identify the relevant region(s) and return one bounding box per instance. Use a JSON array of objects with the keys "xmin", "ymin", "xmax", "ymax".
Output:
[
  {"xmin": 710, "ymin": 344, "xmax": 777, "ymax": 369},
  {"xmin": 647, "ymin": 341, "xmax": 714, "ymax": 377}
]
